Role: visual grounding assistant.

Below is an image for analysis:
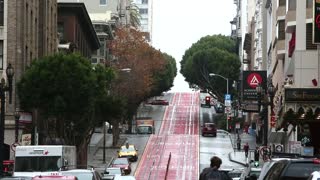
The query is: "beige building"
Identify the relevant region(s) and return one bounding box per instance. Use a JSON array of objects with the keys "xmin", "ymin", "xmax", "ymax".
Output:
[
  {"xmin": 242, "ymin": 0, "xmax": 318, "ymax": 155},
  {"xmin": 3, "ymin": 0, "xmax": 58, "ymax": 150}
]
